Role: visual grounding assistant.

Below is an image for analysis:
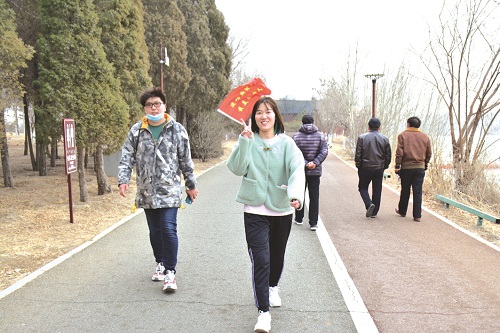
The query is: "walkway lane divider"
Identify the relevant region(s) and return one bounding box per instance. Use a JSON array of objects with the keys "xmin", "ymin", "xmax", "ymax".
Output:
[
  {"xmin": 305, "ymin": 182, "xmax": 378, "ymax": 333},
  {"xmin": 315, "ymin": 215, "xmax": 379, "ymax": 333}
]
